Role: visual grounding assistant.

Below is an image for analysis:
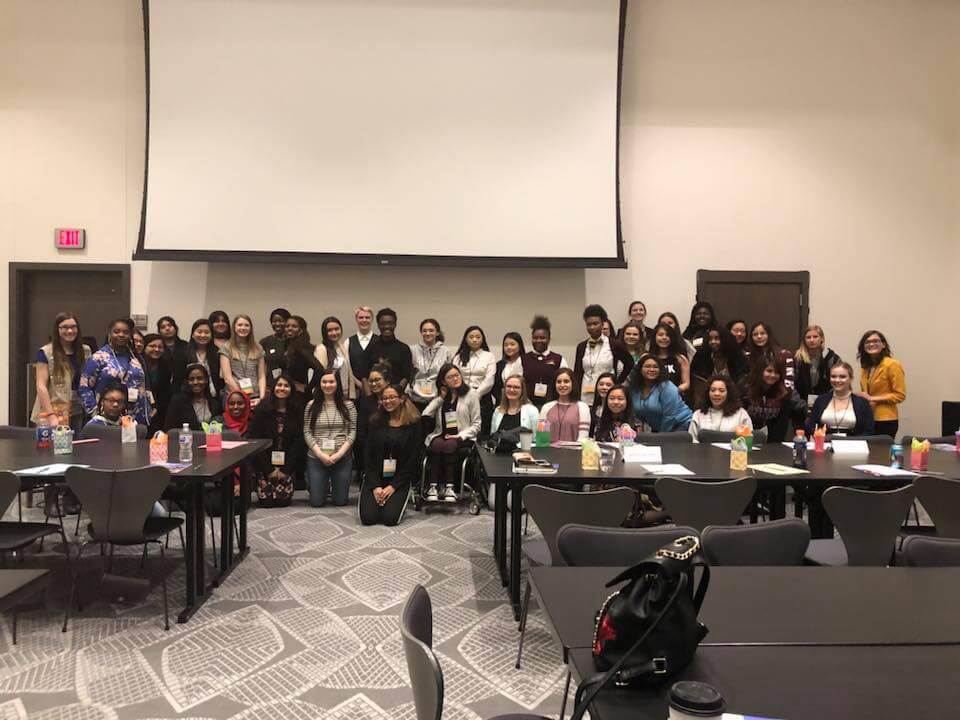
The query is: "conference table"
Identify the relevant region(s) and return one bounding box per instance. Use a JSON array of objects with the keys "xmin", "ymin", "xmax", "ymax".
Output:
[
  {"xmin": 0, "ymin": 437, "xmax": 269, "ymax": 623},
  {"xmin": 480, "ymin": 442, "xmax": 960, "ymax": 619},
  {"xmin": 541, "ymin": 567, "xmax": 960, "ymax": 719}
]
